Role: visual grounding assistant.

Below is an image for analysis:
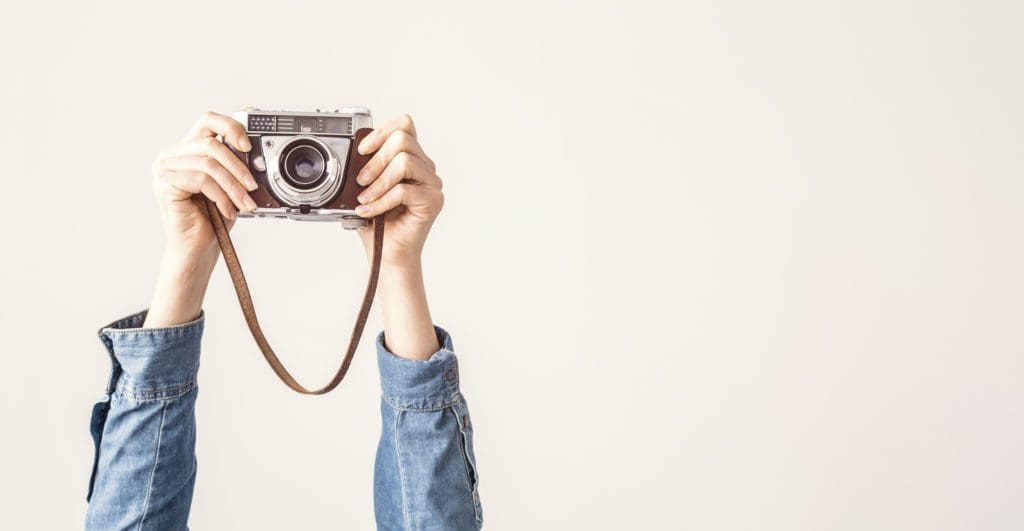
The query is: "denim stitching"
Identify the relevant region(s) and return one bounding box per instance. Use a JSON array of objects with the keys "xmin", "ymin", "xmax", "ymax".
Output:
[
  {"xmin": 137, "ymin": 401, "xmax": 167, "ymax": 529},
  {"xmin": 381, "ymin": 390, "xmax": 462, "ymax": 412},
  {"xmin": 116, "ymin": 380, "xmax": 197, "ymax": 403},
  {"xmin": 454, "ymin": 404, "xmax": 483, "ymax": 524},
  {"xmin": 100, "ymin": 311, "xmax": 203, "ymax": 336},
  {"xmin": 394, "ymin": 409, "xmax": 412, "ymax": 530},
  {"xmin": 103, "ymin": 325, "xmax": 202, "ymax": 336}
]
